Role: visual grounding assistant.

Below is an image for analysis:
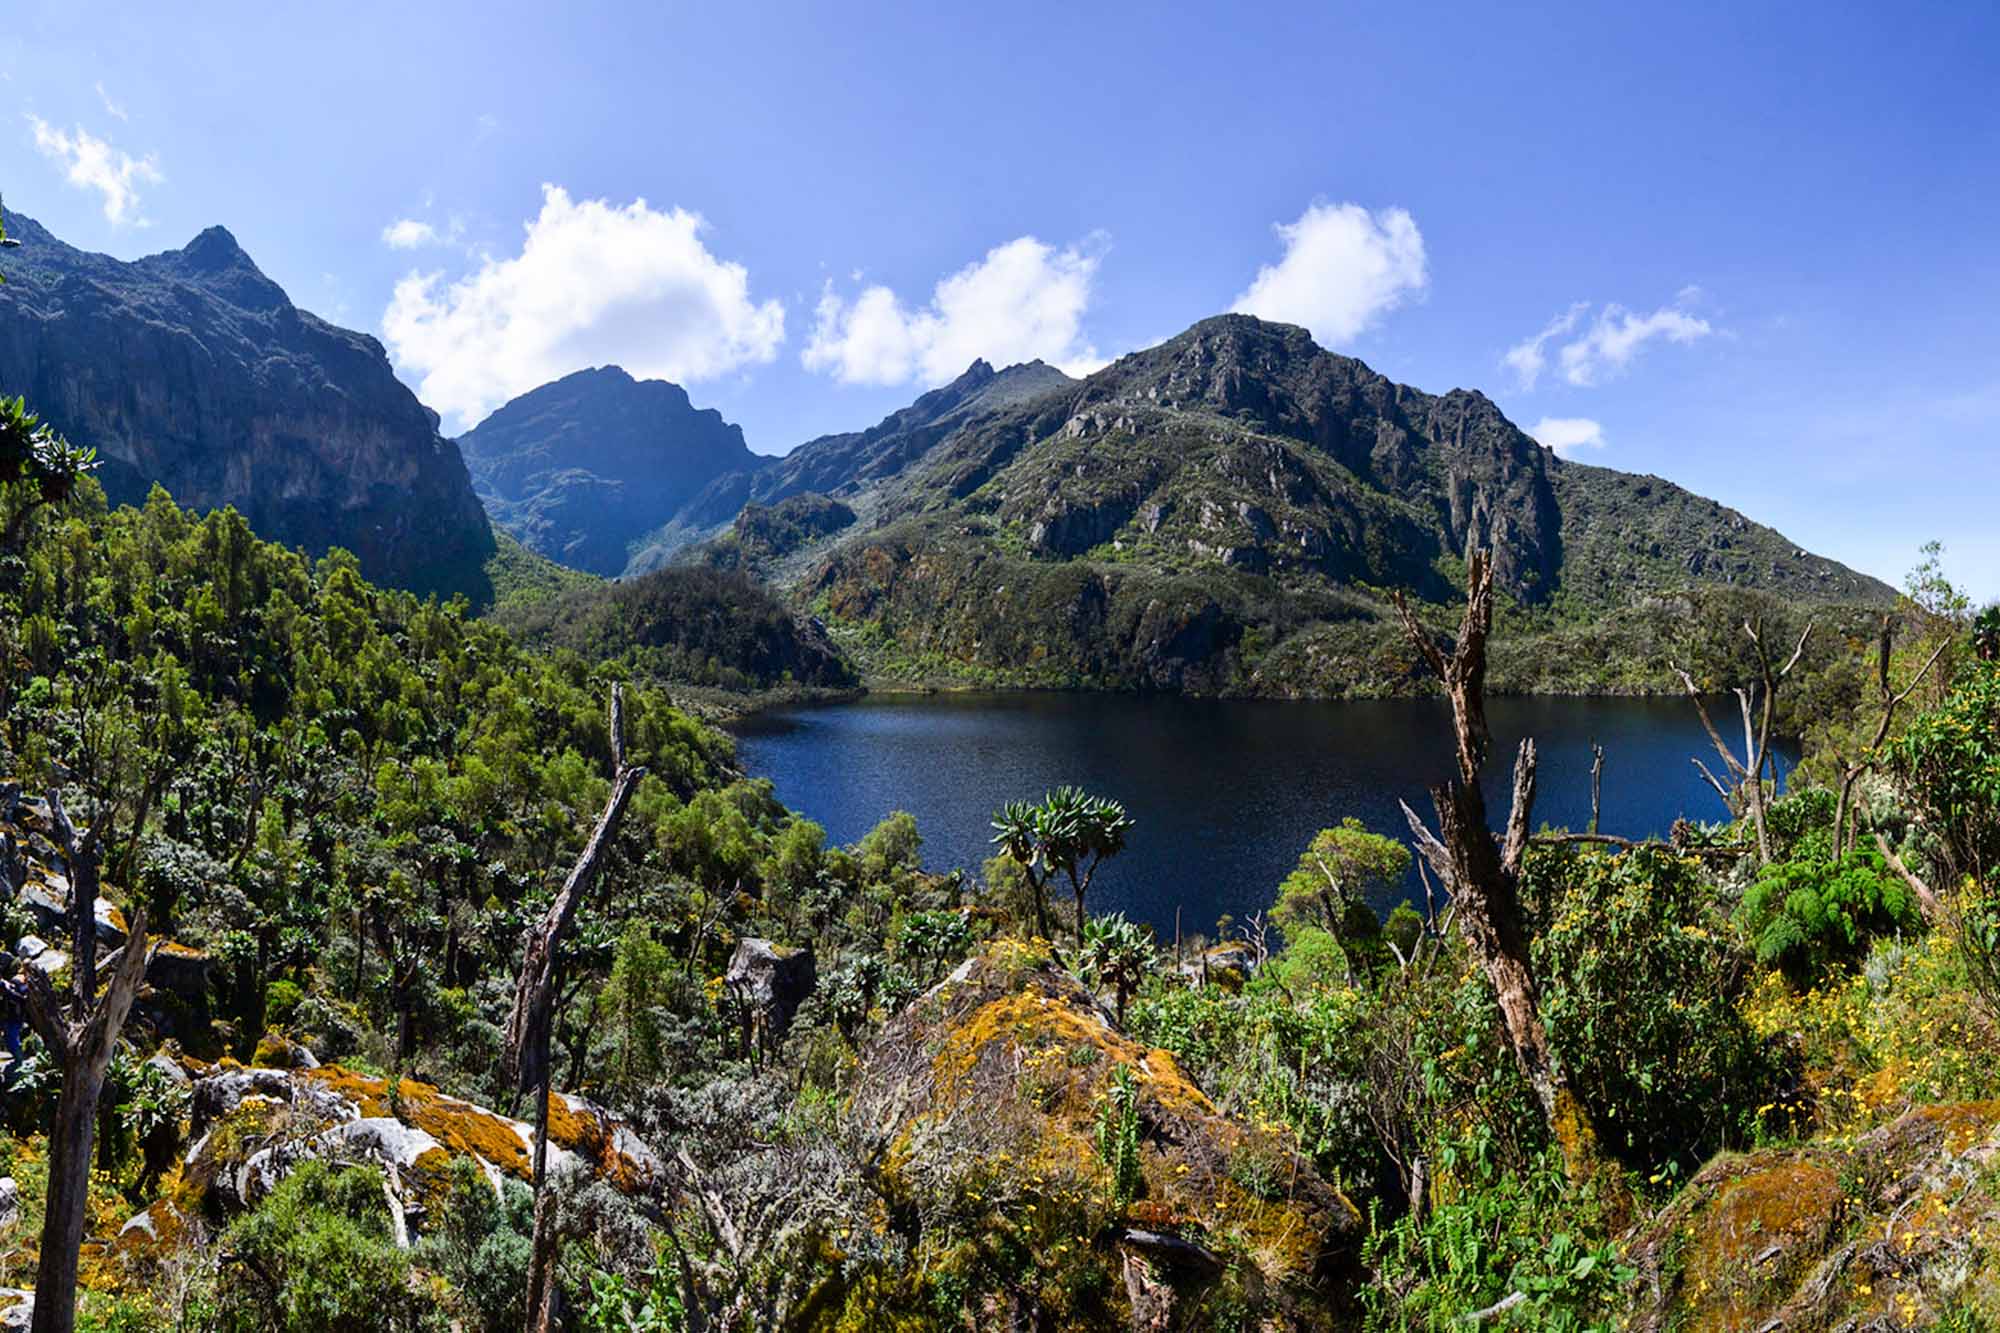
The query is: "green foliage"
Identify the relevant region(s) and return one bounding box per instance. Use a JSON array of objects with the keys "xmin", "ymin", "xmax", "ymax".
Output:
[
  {"xmin": 579, "ymin": 1270, "xmax": 687, "ymax": 1333},
  {"xmin": 495, "ymin": 563, "xmax": 854, "ymax": 692},
  {"xmin": 989, "ymin": 786, "xmax": 1131, "ymax": 939},
  {"xmin": 896, "ymin": 909, "xmax": 972, "ymax": 984},
  {"xmin": 215, "ymin": 1161, "xmax": 445, "ymax": 1333},
  {"xmin": 1736, "ymin": 837, "xmax": 1918, "ymax": 981},
  {"xmin": 1529, "ymin": 844, "xmax": 1778, "ymax": 1176},
  {"xmin": 598, "ymin": 923, "xmax": 674, "ymax": 1097},
  {"xmin": 1093, "ymin": 1063, "xmax": 1142, "ymax": 1206},
  {"xmin": 0, "ymin": 393, "xmax": 98, "ymax": 549},
  {"xmin": 1074, "ymin": 912, "xmax": 1155, "ymax": 1023},
  {"xmin": 1272, "ymin": 817, "xmax": 1408, "ymax": 973},
  {"xmin": 1889, "ymin": 653, "xmax": 2000, "ymax": 884},
  {"xmin": 1362, "ymin": 1147, "xmax": 1635, "ymax": 1331}
]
